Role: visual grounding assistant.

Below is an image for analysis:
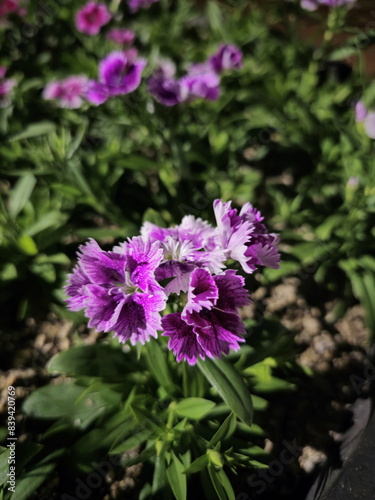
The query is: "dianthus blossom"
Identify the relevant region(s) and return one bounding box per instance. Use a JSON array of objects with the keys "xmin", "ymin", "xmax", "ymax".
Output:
[
  {"xmin": 66, "ymin": 199, "xmax": 280, "ymax": 363},
  {"xmin": 75, "ymin": 1, "xmax": 111, "ymax": 35},
  {"xmin": 86, "ymin": 50, "xmax": 146, "ymax": 105},
  {"xmin": 0, "ymin": 67, "xmax": 16, "ymax": 107},
  {"xmin": 43, "ymin": 76, "xmax": 88, "ymax": 109},
  {"xmin": 355, "ymin": 100, "xmax": 375, "ymax": 139}
]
